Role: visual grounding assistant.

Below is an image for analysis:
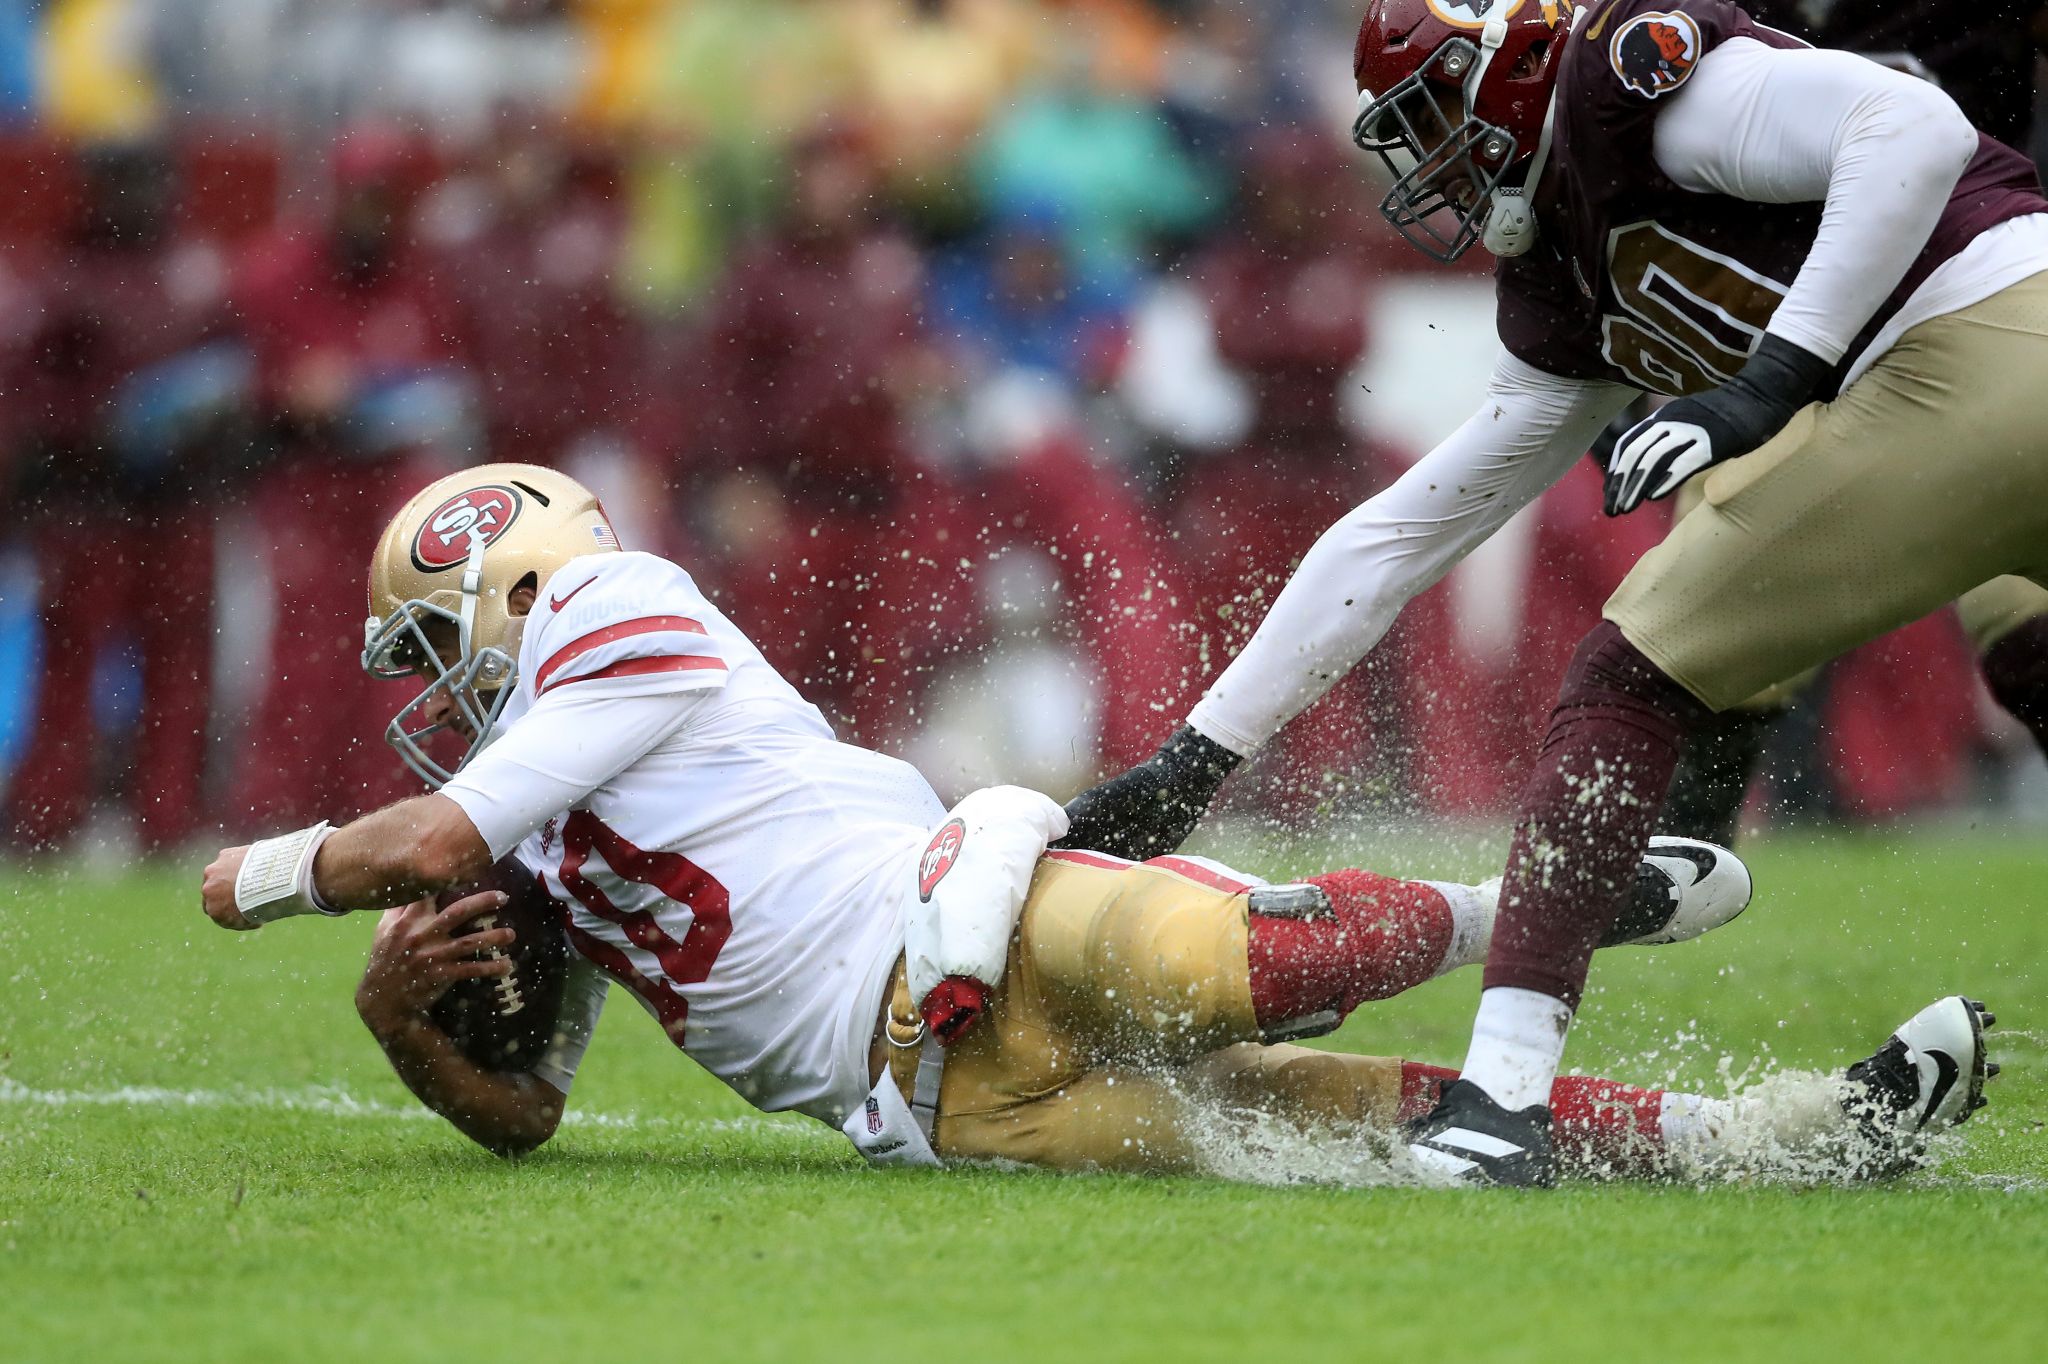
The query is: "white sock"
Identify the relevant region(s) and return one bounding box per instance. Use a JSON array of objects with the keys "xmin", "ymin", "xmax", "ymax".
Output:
[
  {"xmin": 1657, "ymin": 1091, "xmax": 1736, "ymax": 1150},
  {"xmin": 1422, "ymin": 877, "xmax": 1498, "ymax": 976},
  {"xmin": 1459, "ymin": 986, "xmax": 1573, "ymax": 1112},
  {"xmin": 1658, "ymin": 1074, "xmax": 1854, "ymax": 1174}
]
